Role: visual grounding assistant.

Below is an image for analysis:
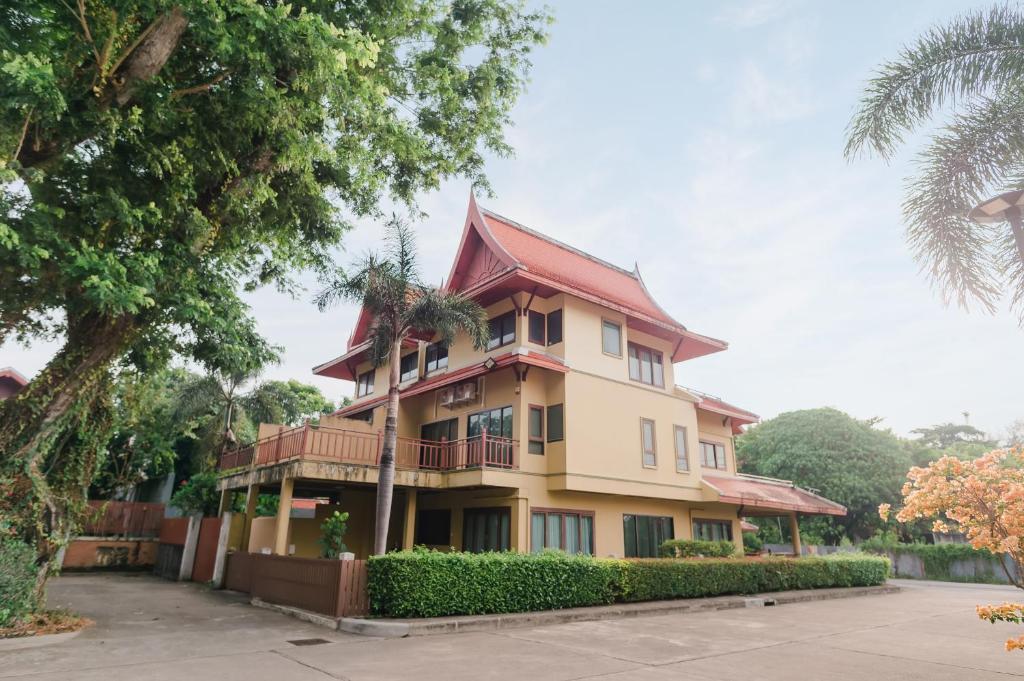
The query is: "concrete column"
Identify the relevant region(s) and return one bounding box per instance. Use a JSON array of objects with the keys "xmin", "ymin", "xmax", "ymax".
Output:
[
  {"xmin": 731, "ymin": 519, "xmax": 744, "ymax": 556},
  {"xmin": 273, "ymin": 477, "xmax": 294, "ymax": 555},
  {"xmin": 402, "ymin": 488, "xmax": 417, "ymax": 549},
  {"xmin": 509, "ymin": 496, "xmax": 529, "ymax": 553},
  {"xmin": 211, "ymin": 511, "xmax": 233, "ymax": 588},
  {"xmin": 178, "ymin": 513, "xmax": 203, "ymax": 581},
  {"xmin": 241, "ymin": 484, "xmax": 259, "ymax": 553},
  {"xmin": 218, "ymin": 488, "xmax": 233, "ymax": 515},
  {"xmin": 789, "ymin": 512, "xmax": 802, "ymax": 557}
]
